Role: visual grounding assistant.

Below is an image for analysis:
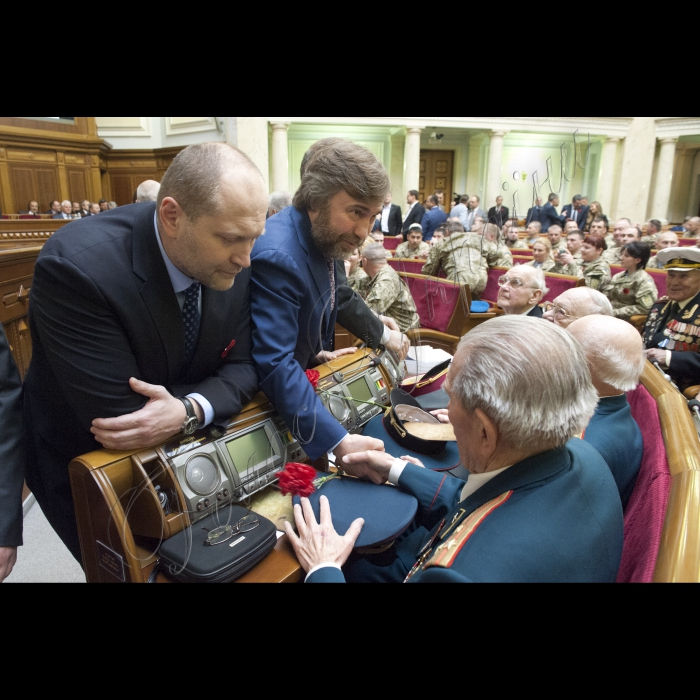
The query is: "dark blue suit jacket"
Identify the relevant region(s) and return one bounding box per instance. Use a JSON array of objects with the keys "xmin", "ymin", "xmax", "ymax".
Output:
[
  {"xmin": 526, "ymin": 206, "xmax": 546, "ymax": 228},
  {"xmin": 421, "ymin": 207, "xmax": 448, "ymax": 241},
  {"xmin": 308, "ymin": 439, "xmax": 623, "ymax": 583},
  {"xmin": 562, "ymin": 204, "xmax": 590, "ymax": 230},
  {"xmin": 250, "ymin": 207, "xmax": 384, "ymax": 461},
  {"xmin": 0, "ymin": 326, "xmax": 25, "ymax": 548},
  {"xmin": 584, "ymin": 395, "xmax": 643, "ymax": 510},
  {"xmin": 541, "ymin": 203, "xmax": 566, "ymax": 233}
]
